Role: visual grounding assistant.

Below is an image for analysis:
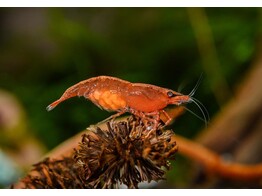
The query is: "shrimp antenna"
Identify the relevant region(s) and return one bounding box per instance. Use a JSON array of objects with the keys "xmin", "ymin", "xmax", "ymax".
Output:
[
  {"xmin": 189, "ymin": 73, "xmax": 204, "ymax": 97},
  {"xmin": 191, "ymin": 97, "xmax": 210, "ymax": 123},
  {"xmin": 184, "ymin": 107, "xmax": 206, "ymax": 124},
  {"xmin": 185, "ymin": 97, "xmax": 209, "ymax": 128}
]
